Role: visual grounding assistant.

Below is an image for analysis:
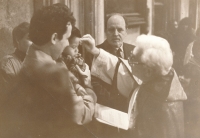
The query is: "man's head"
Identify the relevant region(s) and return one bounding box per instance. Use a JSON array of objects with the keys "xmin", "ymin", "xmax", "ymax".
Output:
[
  {"xmin": 106, "ymin": 14, "xmax": 127, "ymax": 49},
  {"xmin": 12, "ymin": 22, "xmax": 32, "ymax": 53},
  {"xmin": 178, "ymin": 17, "xmax": 191, "ymax": 31},
  {"xmin": 63, "ymin": 27, "xmax": 81, "ymax": 57},
  {"xmin": 128, "ymin": 35, "xmax": 173, "ymax": 82},
  {"xmin": 29, "ymin": 3, "xmax": 75, "ymax": 60}
]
